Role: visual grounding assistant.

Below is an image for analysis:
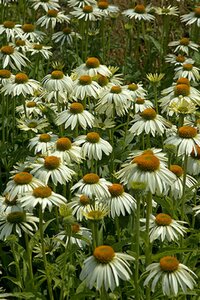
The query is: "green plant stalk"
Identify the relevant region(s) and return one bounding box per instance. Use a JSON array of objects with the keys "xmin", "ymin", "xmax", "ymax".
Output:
[
  {"xmin": 178, "ymin": 113, "xmax": 184, "ymax": 128},
  {"xmin": 100, "ymin": 285, "xmax": 109, "ymax": 300},
  {"xmin": 10, "ymin": 242, "xmax": 24, "ymax": 291},
  {"xmin": 91, "ymin": 221, "xmax": 99, "ymax": 249},
  {"xmin": 100, "ymin": 16, "xmax": 106, "ymax": 63},
  {"xmin": 39, "ymin": 206, "xmax": 54, "ymax": 300},
  {"xmin": 84, "ymin": 19, "xmax": 90, "ymax": 61},
  {"xmin": 134, "ymin": 196, "xmax": 140, "ymax": 300},
  {"xmin": 145, "ymin": 191, "xmax": 152, "ymax": 300},
  {"xmin": 115, "ymin": 216, "xmax": 120, "ymax": 242},
  {"xmin": 180, "ymin": 154, "xmax": 188, "ymax": 222},
  {"xmin": 24, "ymin": 232, "xmax": 34, "ymax": 290},
  {"xmin": 153, "ymin": 83, "xmax": 159, "ymax": 114},
  {"xmin": 1, "ymin": 94, "xmax": 5, "ymax": 143}
]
